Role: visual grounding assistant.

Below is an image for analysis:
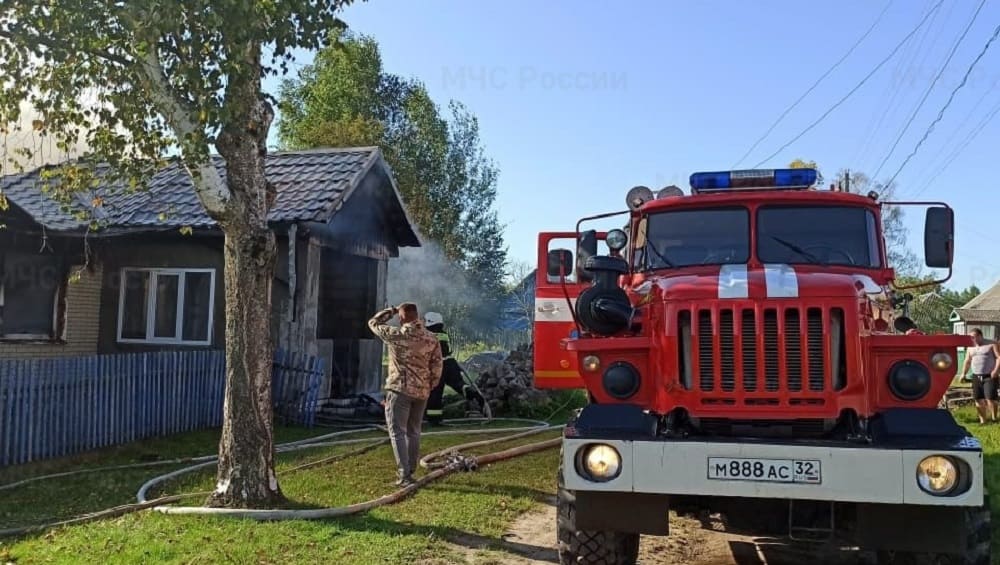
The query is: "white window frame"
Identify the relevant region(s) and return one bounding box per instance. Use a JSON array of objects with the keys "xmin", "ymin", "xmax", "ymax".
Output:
[{"xmin": 116, "ymin": 267, "xmax": 216, "ymax": 346}]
